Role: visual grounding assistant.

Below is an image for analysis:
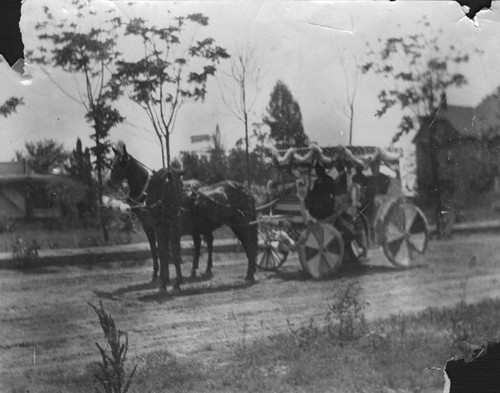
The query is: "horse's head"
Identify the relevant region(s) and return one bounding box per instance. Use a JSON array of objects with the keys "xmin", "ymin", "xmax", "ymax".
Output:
[
  {"xmin": 109, "ymin": 142, "xmax": 133, "ymax": 187},
  {"xmin": 145, "ymin": 168, "xmax": 183, "ymax": 224}
]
